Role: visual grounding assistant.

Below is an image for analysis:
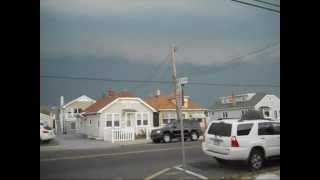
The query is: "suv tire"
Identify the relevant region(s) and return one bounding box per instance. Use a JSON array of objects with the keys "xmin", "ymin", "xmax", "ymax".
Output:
[
  {"xmin": 248, "ymin": 149, "xmax": 264, "ymax": 171},
  {"xmin": 163, "ymin": 133, "xmax": 171, "ymax": 143},
  {"xmin": 190, "ymin": 131, "xmax": 199, "ymax": 141}
]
